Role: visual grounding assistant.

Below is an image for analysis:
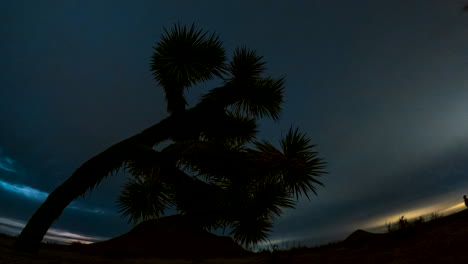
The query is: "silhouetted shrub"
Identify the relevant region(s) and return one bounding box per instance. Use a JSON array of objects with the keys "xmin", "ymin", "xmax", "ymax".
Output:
[
  {"xmin": 386, "ymin": 213, "xmax": 444, "ymax": 233},
  {"xmin": 429, "ymin": 212, "xmax": 443, "ymax": 221},
  {"xmin": 412, "ymin": 216, "xmax": 425, "ymax": 226},
  {"xmin": 387, "ymin": 216, "xmax": 411, "ymax": 232}
]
